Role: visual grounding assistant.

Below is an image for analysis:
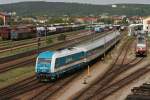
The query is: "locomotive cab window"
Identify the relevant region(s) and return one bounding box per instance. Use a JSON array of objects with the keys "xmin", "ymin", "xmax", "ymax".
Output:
[
  {"xmin": 137, "ymin": 37, "xmax": 145, "ymax": 44},
  {"xmin": 38, "ymin": 58, "xmax": 51, "ymax": 64}
]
